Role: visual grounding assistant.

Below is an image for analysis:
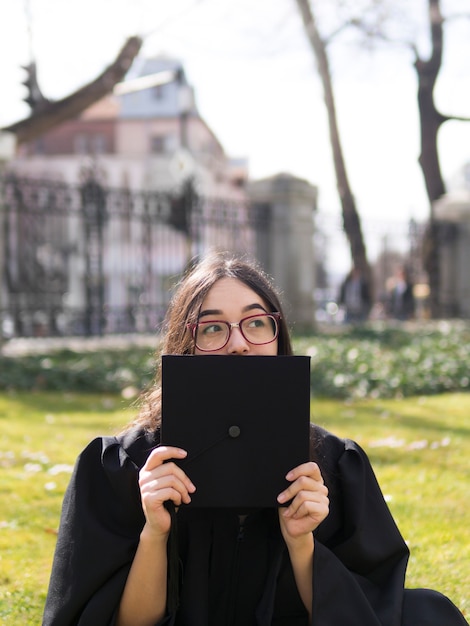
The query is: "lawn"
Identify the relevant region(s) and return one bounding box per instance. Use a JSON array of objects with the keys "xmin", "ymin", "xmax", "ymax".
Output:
[{"xmin": 0, "ymin": 390, "xmax": 469, "ymax": 624}]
